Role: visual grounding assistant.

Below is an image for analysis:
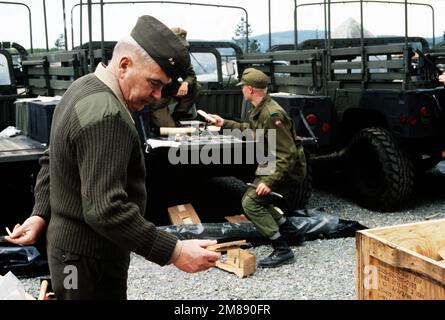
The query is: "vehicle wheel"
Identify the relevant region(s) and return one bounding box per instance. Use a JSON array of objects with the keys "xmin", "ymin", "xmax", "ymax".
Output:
[
  {"xmin": 346, "ymin": 127, "xmax": 414, "ymax": 211},
  {"xmin": 276, "ymin": 153, "xmax": 313, "ymax": 213}
]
